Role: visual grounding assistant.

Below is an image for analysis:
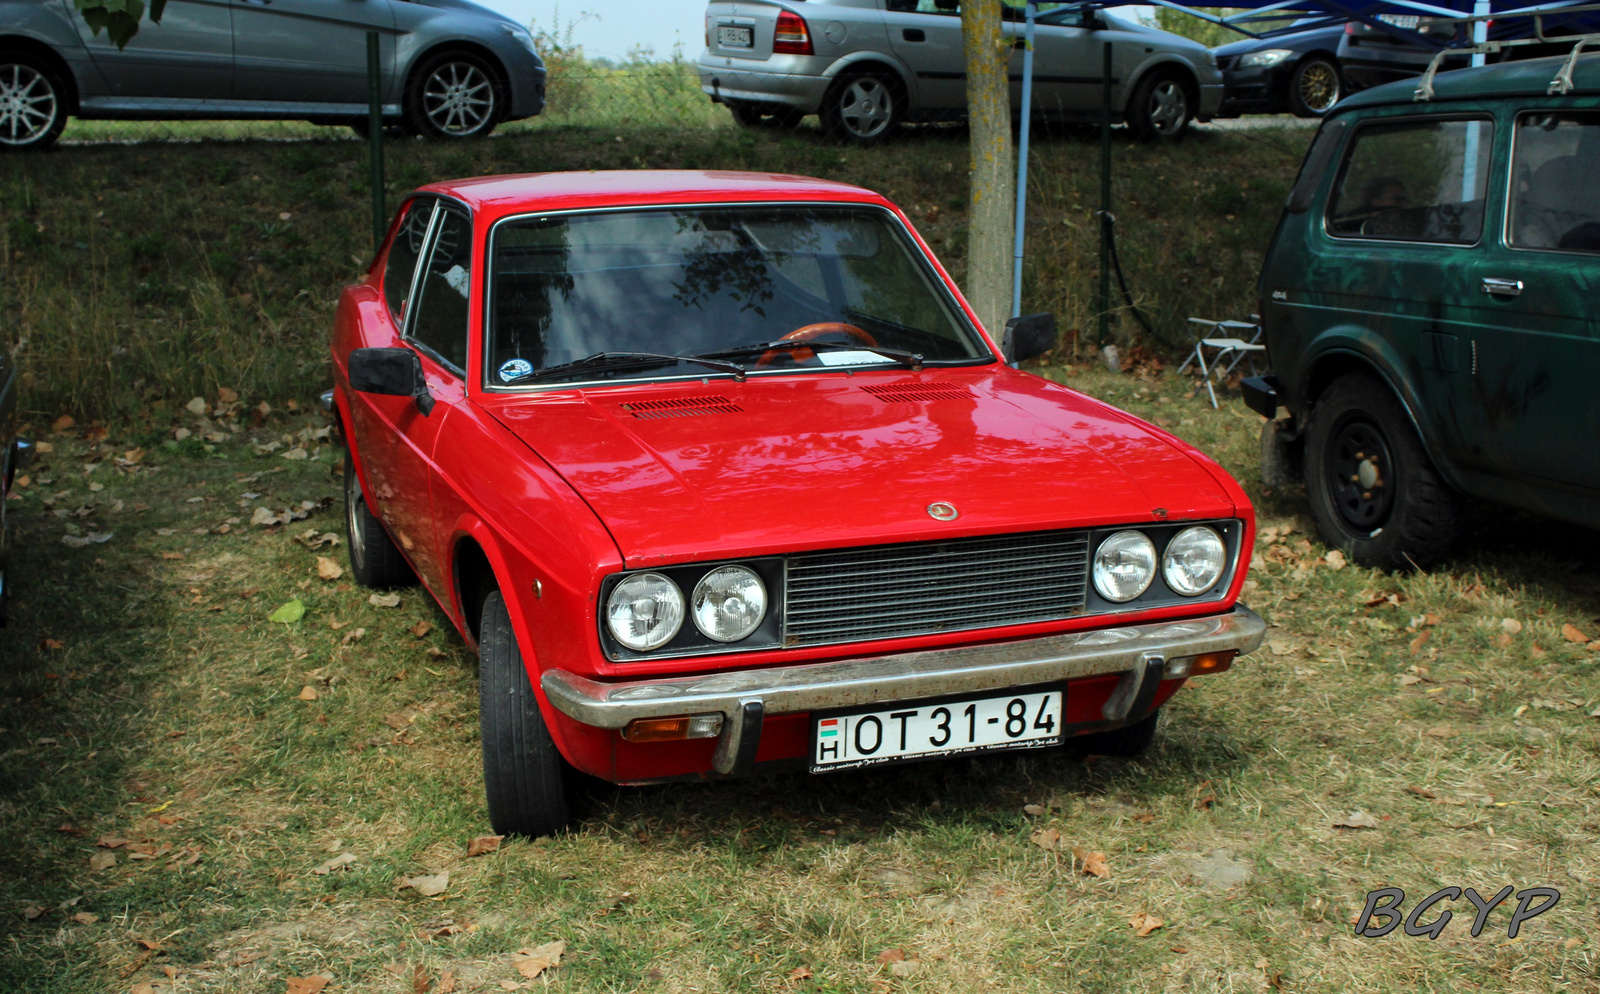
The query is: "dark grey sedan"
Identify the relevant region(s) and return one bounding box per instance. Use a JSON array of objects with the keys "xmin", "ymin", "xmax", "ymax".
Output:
[{"xmin": 0, "ymin": 0, "xmax": 545, "ymax": 150}]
